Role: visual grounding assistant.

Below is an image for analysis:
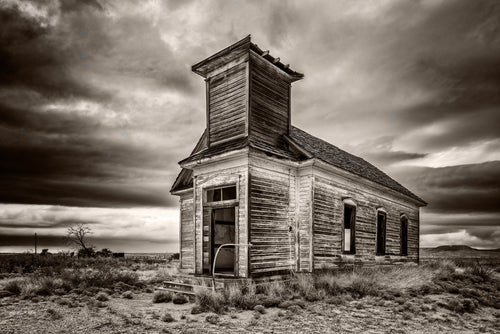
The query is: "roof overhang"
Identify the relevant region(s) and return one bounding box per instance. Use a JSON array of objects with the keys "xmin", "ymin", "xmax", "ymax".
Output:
[{"xmin": 191, "ymin": 35, "xmax": 304, "ymax": 82}]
